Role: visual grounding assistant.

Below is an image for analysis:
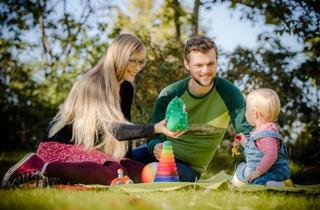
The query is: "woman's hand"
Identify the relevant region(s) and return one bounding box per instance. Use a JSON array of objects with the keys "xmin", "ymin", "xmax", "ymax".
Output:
[{"xmin": 154, "ymin": 119, "xmax": 186, "ymax": 139}]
